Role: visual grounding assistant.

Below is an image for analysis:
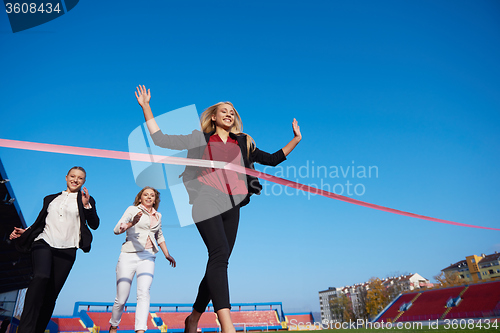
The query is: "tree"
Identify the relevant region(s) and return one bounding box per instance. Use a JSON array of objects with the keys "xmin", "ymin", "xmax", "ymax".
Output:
[
  {"xmin": 433, "ymin": 271, "xmax": 463, "ymax": 287},
  {"xmin": 353, "ymin": 285, "xmax": 369, "ymax": 321},
  {"xmin": 366, "ymin": 277, "xmax": 389, "ymax": 319},
  {"xmin": 385, "ymin": 272, "xmax": 411, "ymax": 301},
  {"xmin": 386, "ymin": 278, "xmax": 406, "ymax": 302},
  {"xmin": 329, "ymin": 294, "xmax": 354, "ymax": 322}
]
